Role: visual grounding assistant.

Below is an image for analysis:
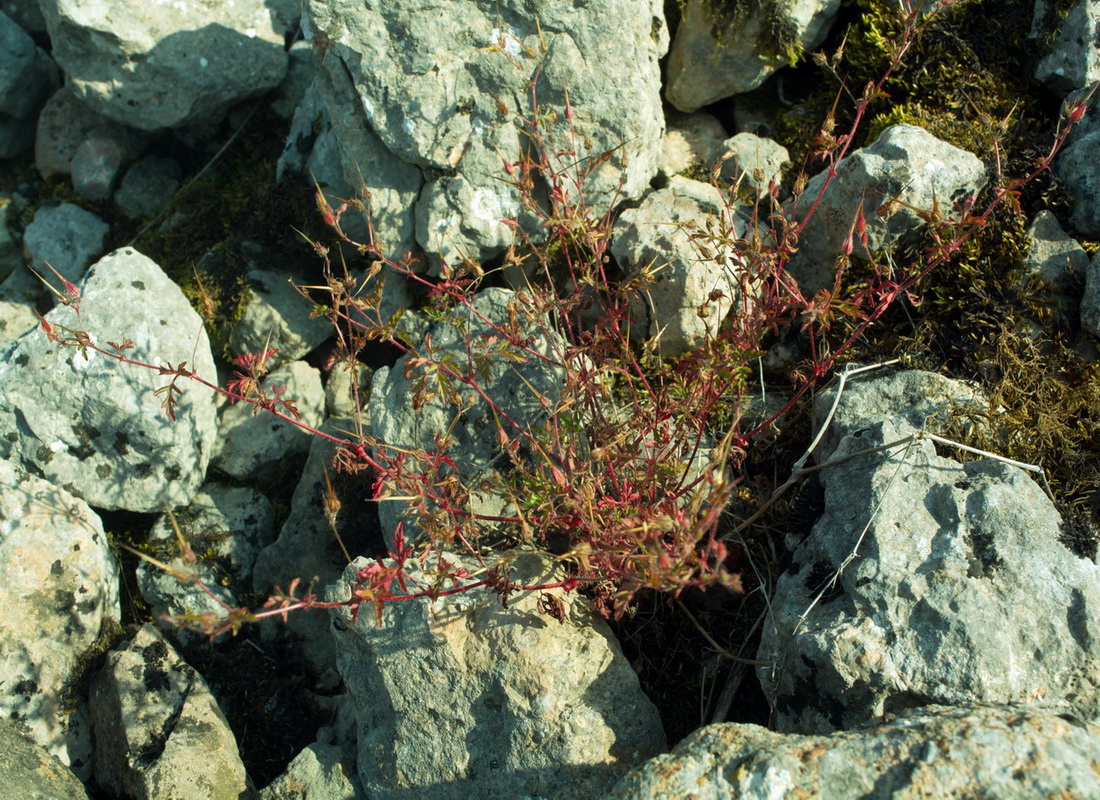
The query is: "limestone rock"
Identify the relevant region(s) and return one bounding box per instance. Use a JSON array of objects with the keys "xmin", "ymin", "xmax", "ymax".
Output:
[
  {"xmin": 0, "ymin": 248, "xmax": 219, "ymax": 512},
  {"xmin": 607, "ymin": 704, "xmax": 1100, "ymax": 799},
  {"xmin": 759, "ymin": 417, "xmax": 1100, "ymax": 733},
  {"xmin": 89, "ymin": 625, "xmax": 249, "ymax": 800},
  {"xmin": 0, "ymin": 459, "xmax": 120, "ymax": 778},
  {"xmin": 40, "ymin": 0, "xmax": 288, "ymax": 130},
  {"xmin": 327, "ymin": 549, "xmax": 665, "ymax": 800},
  {"xmin": 666, "ymin": 0, "xmax": 840, "ymax": 111},
  {"xmin": 786, "ymin": 124, "xmax": 987, "ymax": 295}
]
